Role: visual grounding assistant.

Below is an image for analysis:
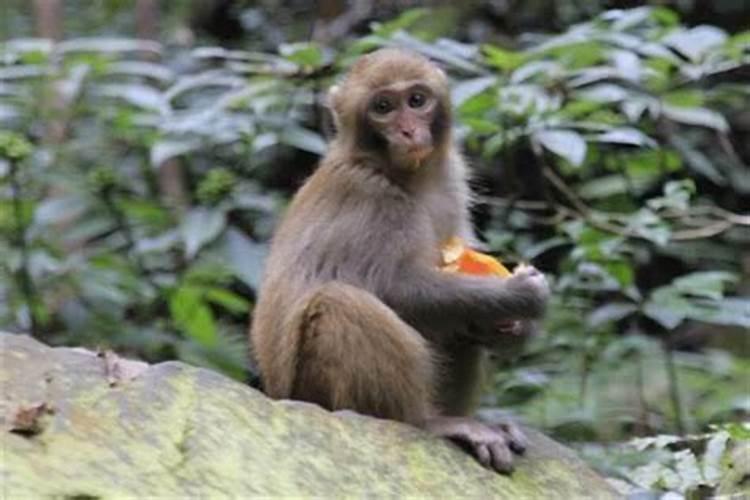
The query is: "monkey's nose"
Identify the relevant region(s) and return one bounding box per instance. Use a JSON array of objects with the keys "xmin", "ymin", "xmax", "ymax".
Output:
[{"xmin": 400, "ymin": 128, "xmax": 414, "ymax": 139}]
